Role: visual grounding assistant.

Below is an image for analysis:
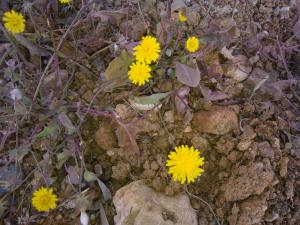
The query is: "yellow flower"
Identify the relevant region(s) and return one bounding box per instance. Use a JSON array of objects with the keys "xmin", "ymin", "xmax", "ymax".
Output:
[
  {"xmin": 178, "ymin": 11, "xmax": 187, "ymax": 22},
  {"xmin": 2, "ymin": 10, "xmax": 25, "ymax": 34},
  {"xmin": 32, "ymin": 187, "xmax": 58, "ymax": 212},
  {"xmin": 59, "ymin": 0, "xmax": 72, "ymax": 3},
  {"xmin": 186, "ymin": 36, "xmax": 199, "ymax": 53},
  {"xmin": 133, "ymin": 36, "xmax": 161, "ymax": 64},
  {"xmin": 128, "ymin": 61, "xmax": 152, "ymax": 86},
  {"xmin": 166, "ymin": 145, "xmax": 204, "ymax": 184}
]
